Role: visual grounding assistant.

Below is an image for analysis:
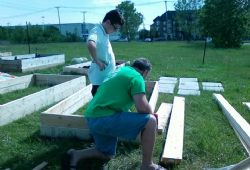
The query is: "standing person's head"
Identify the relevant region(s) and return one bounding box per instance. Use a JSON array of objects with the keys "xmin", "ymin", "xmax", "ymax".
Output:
[
  {"xmin": 131, "ymin": 58, "xmax": 152, "ymax": 78},
  {"xmin": 102, "ymin": 9, "xmax": 124, "ymax": 34}
]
